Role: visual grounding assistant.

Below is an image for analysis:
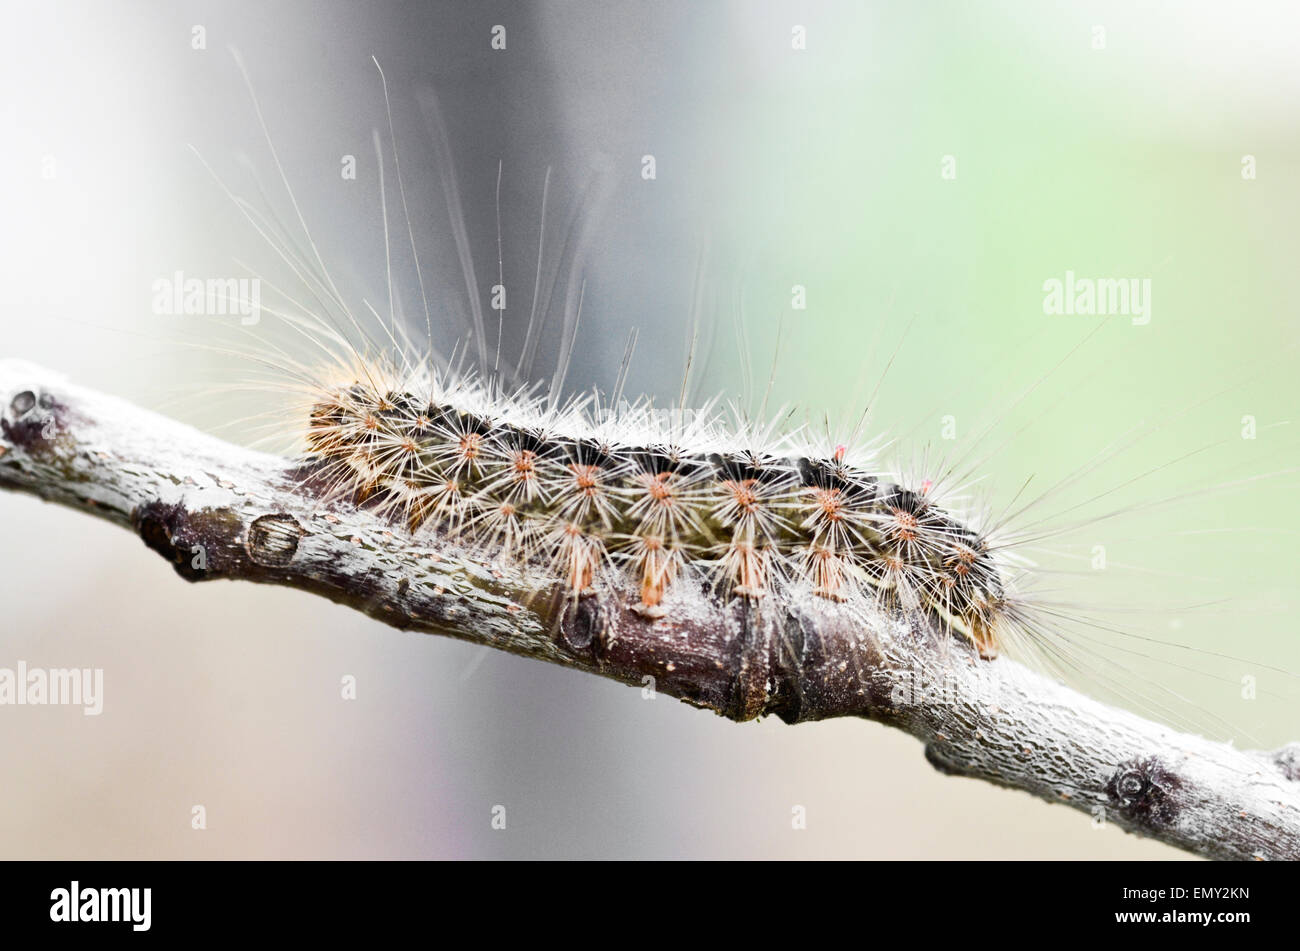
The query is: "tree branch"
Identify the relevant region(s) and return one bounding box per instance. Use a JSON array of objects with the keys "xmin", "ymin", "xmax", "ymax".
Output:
[{"xmin": 3, "ymin": 358, "xmax": 1297, "ymax": 860}]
